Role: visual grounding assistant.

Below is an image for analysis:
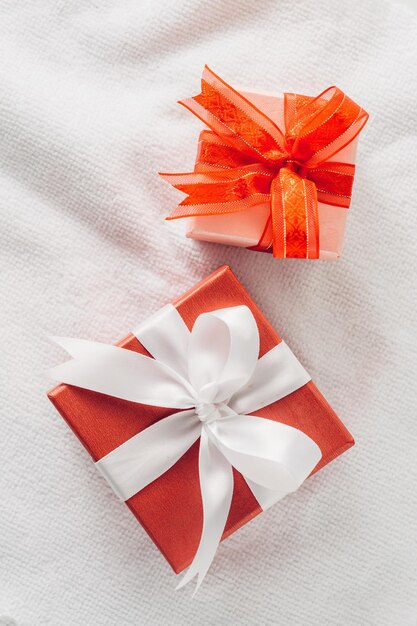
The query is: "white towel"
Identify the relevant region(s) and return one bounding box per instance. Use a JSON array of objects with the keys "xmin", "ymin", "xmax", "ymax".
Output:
[{"xmin": 1, "ymin": 0, "xmax": 416, "ymax": 624}]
